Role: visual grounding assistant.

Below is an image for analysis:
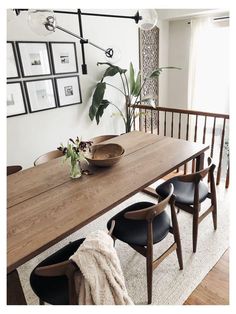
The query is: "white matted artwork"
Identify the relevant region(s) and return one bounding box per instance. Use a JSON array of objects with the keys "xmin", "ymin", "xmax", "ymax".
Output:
[
  {"xmin": 25, "ymin": 79, "xmax": 56, "ymax": 113},
  {"xmin": 7, "ymin": 82, "xmax": 27, "ymax": 117},
  {"xmin": 55, "ymin": 76, "xmax": 82, "ymax": 107},
  {"xmin": 50, "ymin": 42, "xmax": 78, "ymax": 74},
  {"xmin": 17, "ymin": 42, "xmax": 51, "ymax": 77},
  {"xmin": 7, "ymin": 42, "xmax": 19, "ymax": 79}
]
